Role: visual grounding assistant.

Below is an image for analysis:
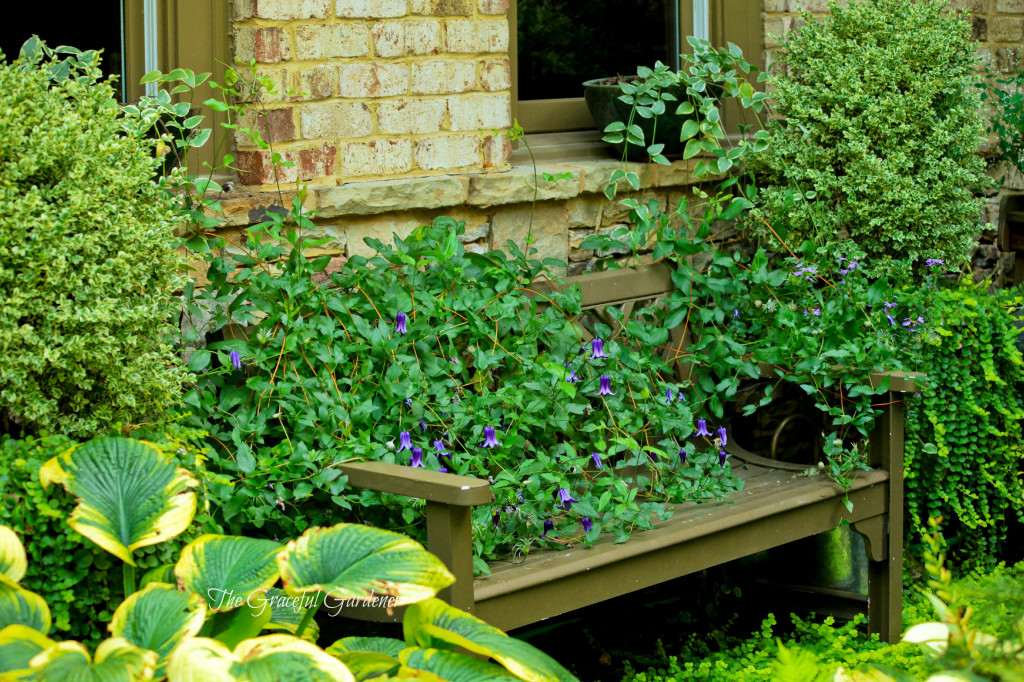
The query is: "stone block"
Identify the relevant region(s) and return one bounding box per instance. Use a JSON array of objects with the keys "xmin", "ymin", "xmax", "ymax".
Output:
[
  {"xmin": 478, "ymin": 0, "xmax": 508, "ymax": 13},
  {"xmin": 235, "ymin": 149, "xmax": 300, "ymax": 186},
  {"xmin": 448, "ymin": 93, "xmax": 511, "ymax": 130},
  {"xmin": 577, "ymin": 161, "xmax": 651, "ymax": 195},
  {"xmin": 568, "ymin": 227, "xmax": 596, "ymax": 261},
  {"xmin": 378, "ymin": 99, "xmax": 447, "ymax": 134},
  {"xmin": 300, "ymin": 144, "xmax": 338, "ymax": 179},
  {"xmin": 234, "ymin": 27, "xmax": 291, "ymax": 64},
  {"xmin": 300, "ymin": 102, "xmax": 373, "ymax": 138},
  {"xmin": 291, "ymin": 66, "xmax": 337, "ymax": 101},
  {"xmin": 345, "ymin": 214, "xmax": 426, "ymax": 257},
  {"xmin": 336, "ymin": 0, "xmax": 407, "ymax": 17},
  {"xmin": 318, "ymin": 176, "xmax": 468, "ymax": 216},
  {"xmin": 990, "ymin": 17, "xmax": 1024, "ymax": 41},
  {"xmin": 480, "ymin": 58, "xmax": 511, "ymax": 91},
  {"xmin": 445, "ymin": 19, "xmax": 508, "ymax": 52},
  {"xmin": 482, "ymin": 134, "xmax": 511, "ymax": 169},
  {"xmin": 490, "ymin": 203, "xmax": 569, "ymax": 266},
  {"xmin": 343, "ymin": 139, "xmax": 413, "ymax": 175},
  {"xmin": 295, "ymin": 24, "xmax": 370, "ymax": 59},
  {"xmin": 409, "ymin": 0, "xmax": 472, "ymax": 14},
  {"xmin": 655, "ymin": 159, "xmax": 700, "ymax": 187},
  {"xmin": 372, "ymin": 20, "xmax": 441, "ymax": 57},
  {"xmin": 411, "ymin": 59, "xmax": 477, "ymax": 94},
  {"xmin": 414, "ymin": 135, "xmax": 479, "ymax": 170},
  {"xmin": 467, "ymin": 167, "xmax": 580, "ymax": 207},
  {"xmin": 338, "ymin": 62, "xmax": 409, "ymax": 98},
  {"xmin": 457, "ymin": 220, "xmax": 490, "ymax": 242},
  {"xmin": 253, "ymin": 0, "xmax": 329, "ymax": 20},
  {"xmin": 997, "ymin": 0, "xmax": 1024, "ymax": 12},
  {"xmin": 566, "ymin": 198, "xmax": 602, "ymax": 228}
]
